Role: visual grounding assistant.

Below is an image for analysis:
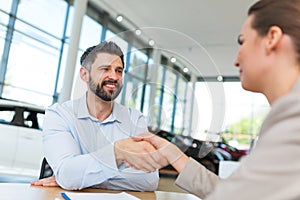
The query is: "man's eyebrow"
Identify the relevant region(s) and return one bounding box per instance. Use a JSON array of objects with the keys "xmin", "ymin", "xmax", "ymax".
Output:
[
  {"xmin": 98, "ymin": 64, "xmax": 110, "ymax": 68},
  {"xmin": 97, "ymin": 65, "xmax": 123, "ymax": 70}
]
